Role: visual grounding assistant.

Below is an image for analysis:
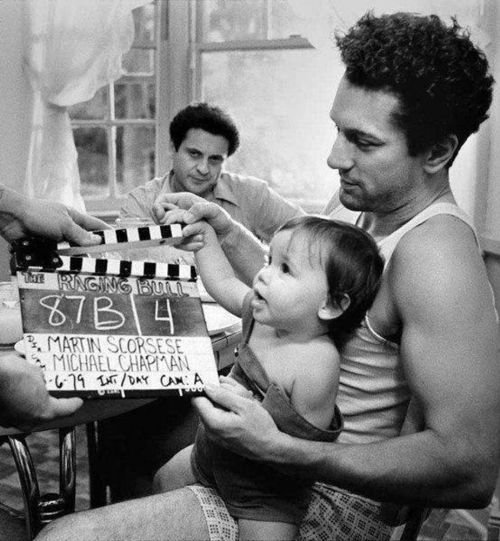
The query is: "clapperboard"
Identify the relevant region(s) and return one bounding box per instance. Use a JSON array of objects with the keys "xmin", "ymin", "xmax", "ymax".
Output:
[{"xmin": 11, "ymin": 224, "xmax": 219, "ymax": 398}]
